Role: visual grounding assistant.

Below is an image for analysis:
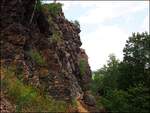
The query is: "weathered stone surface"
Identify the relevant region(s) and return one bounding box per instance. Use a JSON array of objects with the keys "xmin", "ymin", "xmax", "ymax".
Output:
[
  {"xmin": 0, "ymin": 93, "xmax": 15, "ymax": 113},
  {"xmin": 83, "ymin": 92, "xmax": 96, "ymax": 106},
  {"xmin": 1, "ymin": 23, "xmax": 29, "ymax": 46},
  {"xmin": 0, "ymin": 0, "xmax": 97, "ymax": 112}
]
